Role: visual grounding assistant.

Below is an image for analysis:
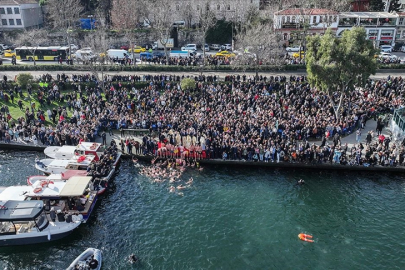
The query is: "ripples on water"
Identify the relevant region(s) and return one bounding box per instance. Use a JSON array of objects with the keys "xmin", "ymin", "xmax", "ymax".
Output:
[{"xmin": 0, "ymin": 151, "xmax": 404, "ymax": 269}]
